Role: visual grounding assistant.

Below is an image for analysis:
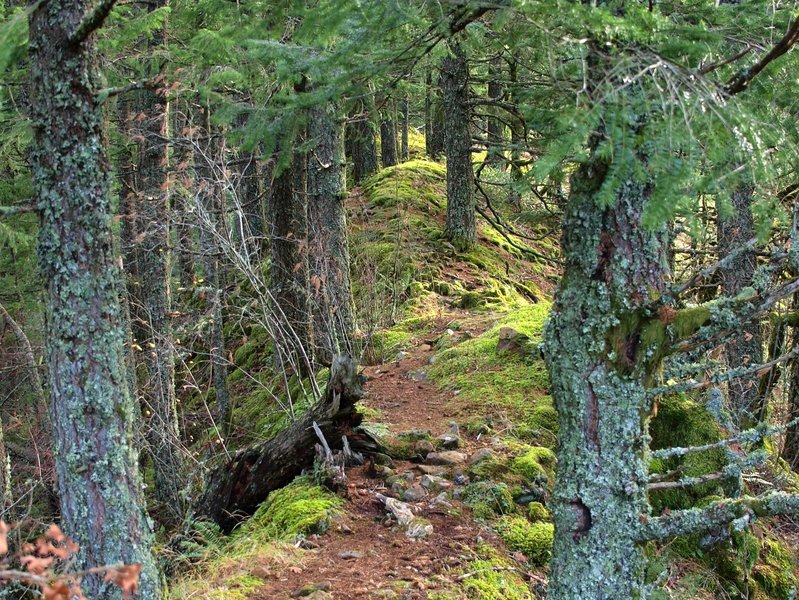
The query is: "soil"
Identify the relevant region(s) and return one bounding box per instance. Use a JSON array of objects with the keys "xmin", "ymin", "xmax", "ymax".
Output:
[{"xmin": 253, "ymin": 317, "xmax": 524, "ymax": 600}]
